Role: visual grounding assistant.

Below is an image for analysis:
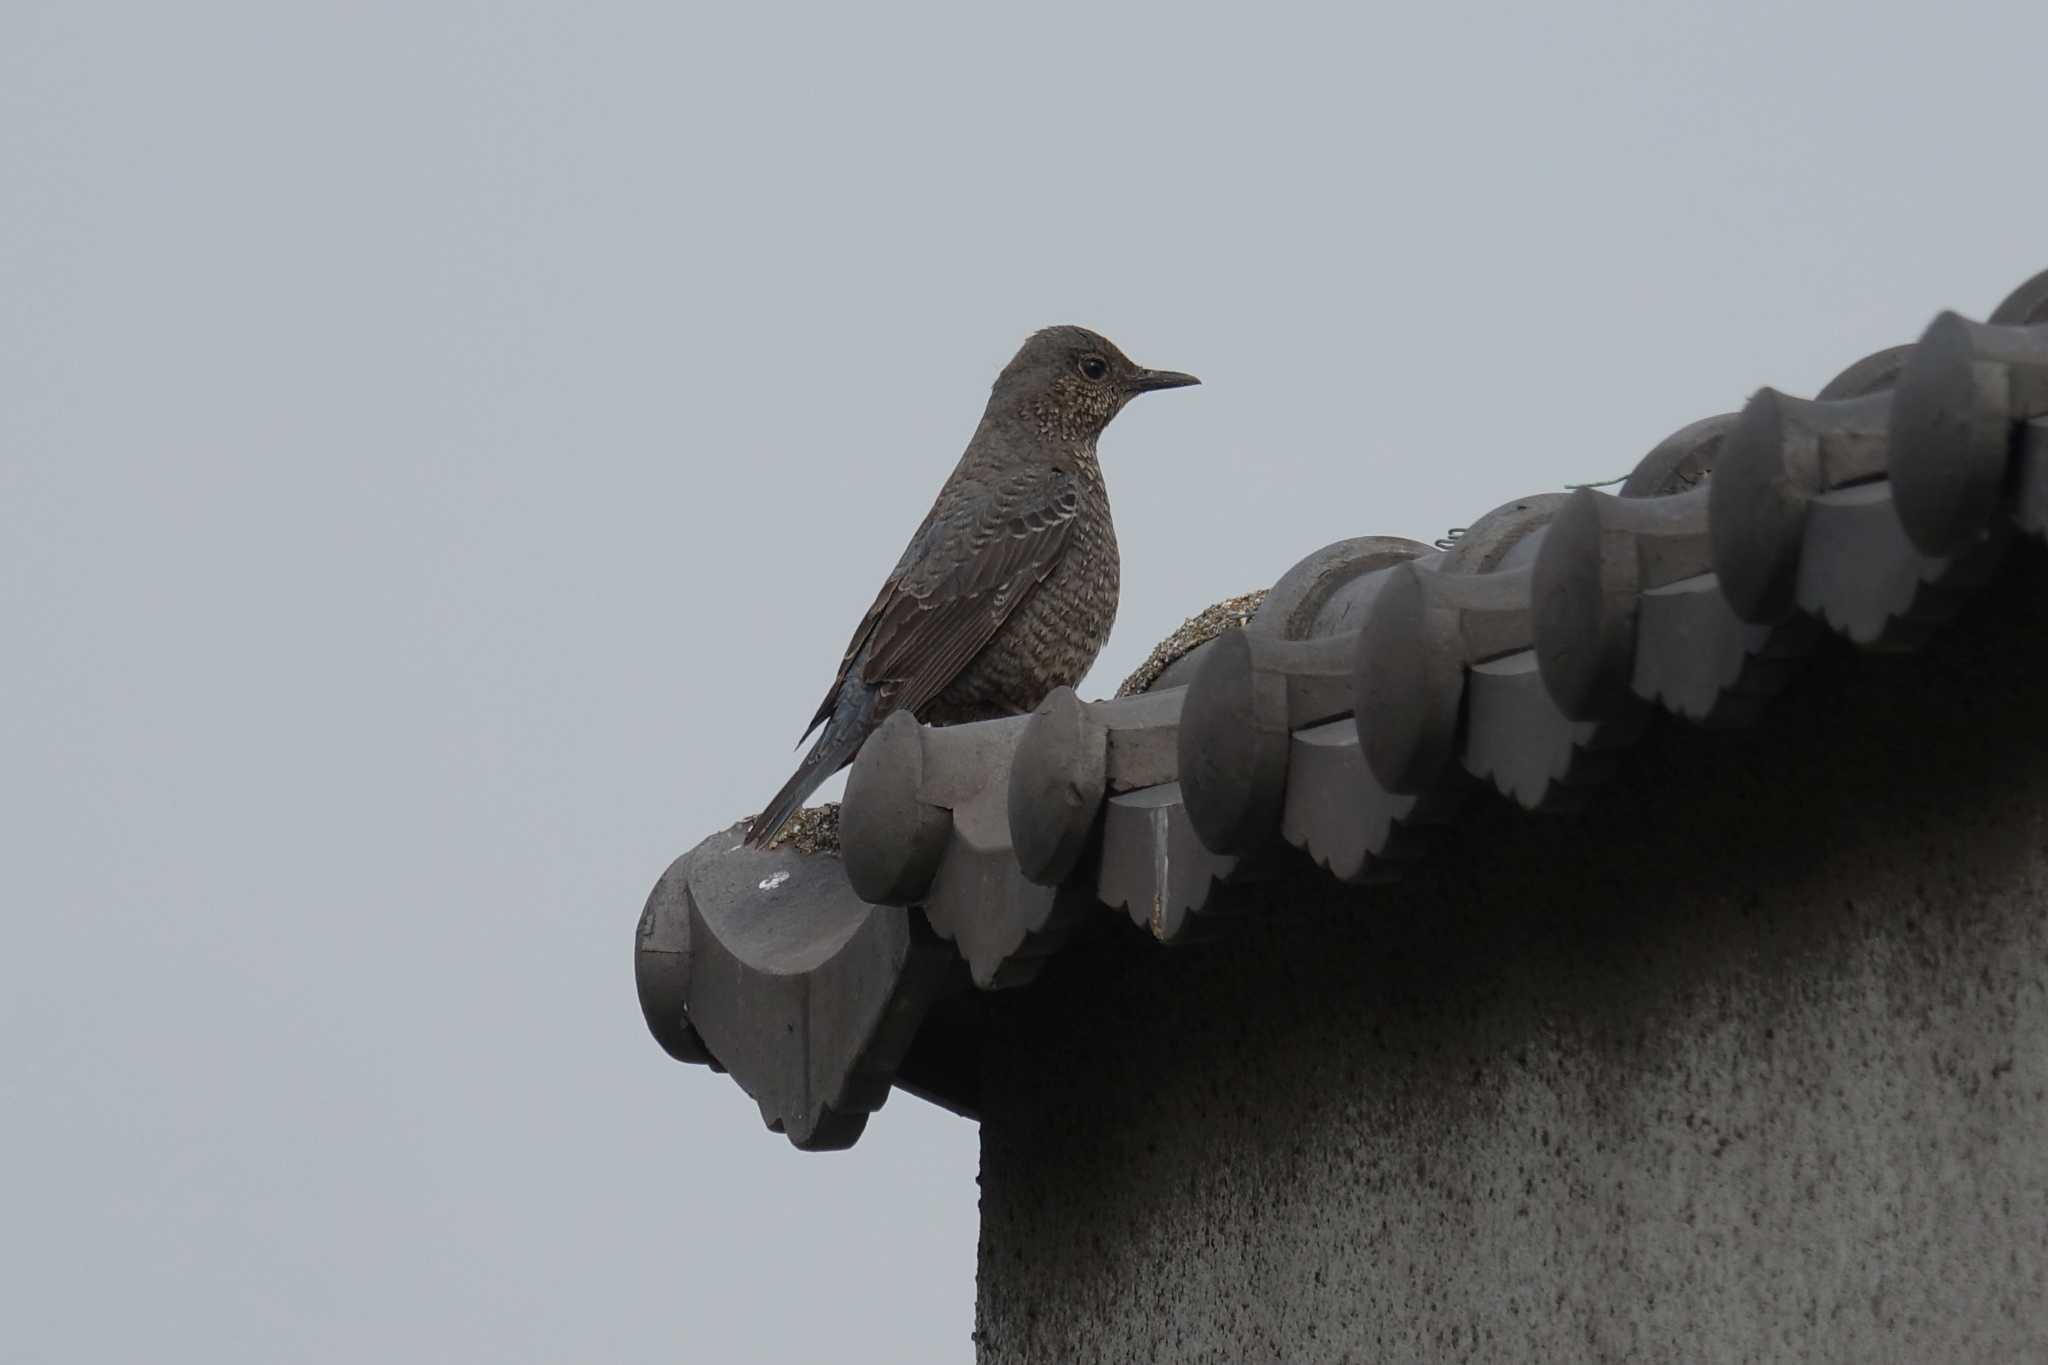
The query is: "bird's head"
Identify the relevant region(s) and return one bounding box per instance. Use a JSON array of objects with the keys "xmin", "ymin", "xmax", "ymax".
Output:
[{"xmin": 989, "ymin": 325, "xmax": 1199, "ymax": 442}]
